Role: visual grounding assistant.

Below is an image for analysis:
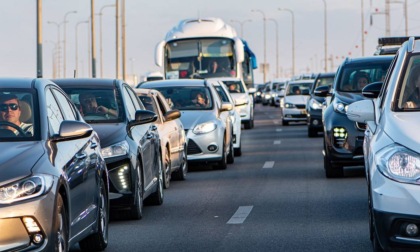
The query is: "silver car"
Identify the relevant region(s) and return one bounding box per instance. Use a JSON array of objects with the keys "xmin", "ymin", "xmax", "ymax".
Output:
[
  {"xmin": 140, "ymin": 79, "xmax": 234, "ymax": 169},
  {"xmin": 281, "ymin": 79, "xmax": 314, "ymax": 126}
]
